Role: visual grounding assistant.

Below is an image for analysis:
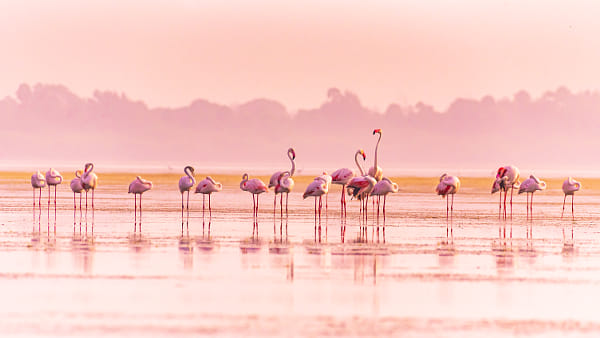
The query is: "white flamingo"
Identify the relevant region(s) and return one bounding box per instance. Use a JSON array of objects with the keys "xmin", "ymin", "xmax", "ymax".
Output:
[
  {"xmin": 129, "ymin": 176, "xmax": 153, "ymax": 223},
  {"xmin": 436, "ymin": 174, "xmax": 460, "ymax": 220},
  {"xmin": 45, "ymin": 168, "xmax": 63, "ymax": 209},
  {"xmin": 518, "ymin": 174, "xmax": 546, "ymax": 220},
  {"xmin": 368, "ymin": 129, "xmax": 383, "ymax": 182},
  {"xmin": 195, "ymin": 176, "xmax": 223, "ymax": 215},
  {"xmin": 331, "ymin": 149, "xmax": 366, "ymax": 216},
  {"xmin": 562, "ymin": 177, "xmax": 581, "ymax": 219},
  {"xmin": 491, "ymin": 165, "xmax": 520, "ymax": 219},
  {"xmin": 178, "ymin": 166, "xmax": 195, "ymax": 216},
  {"xmin": 370, "ymin": 177, "xmax": 399, "ymax": 219},
  {"xmin": 274, "ymin": 171, "xmax": 294, "ymax": 217},
  {"xmin": 70, "ymin": 170, "xmax": 84, "ymax": 210},
  {"xmin": 268, "ymin": 148, "xmax": 296, "ymax": 212},
  {"xmin": 303, "ymin": 176, "xmax": 329, "ymax": 221},
  {"xmin": 81, "ymin": 163, "xmax": 98, "ymax": 209},
  {"xmin": 240, "ymin": 173, "xmax": 268, "ymax": 218},
  {"xmin": 31, "ymin": 171, "xmax": 46, "ymax": 207},
  {"xmin": 318, "ymin": 171, "xmax": 332, "ymax": 211}
]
